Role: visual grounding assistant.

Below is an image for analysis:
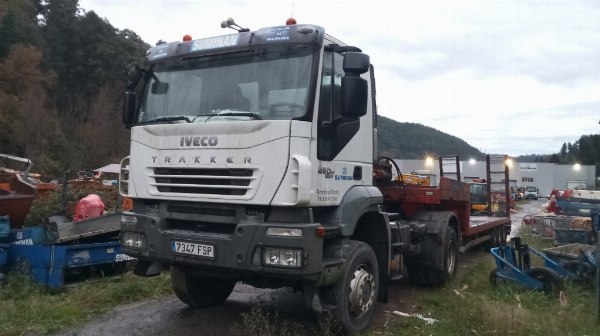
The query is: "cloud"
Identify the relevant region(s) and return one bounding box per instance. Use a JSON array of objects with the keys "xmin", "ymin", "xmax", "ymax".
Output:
[{"xmin": 78, "ymin": 0, "xmax": 600, "ymax": 155}]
